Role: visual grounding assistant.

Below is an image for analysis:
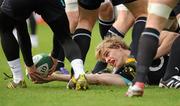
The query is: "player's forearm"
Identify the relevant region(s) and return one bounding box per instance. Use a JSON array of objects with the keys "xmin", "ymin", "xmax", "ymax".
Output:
[
  {"xmin": 51, "ymin": 73, "xmax": 71, "ymax": 82},
  {"xmin": 86, "ymin": 73, "xmax": 127, "ymax": 86}
]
